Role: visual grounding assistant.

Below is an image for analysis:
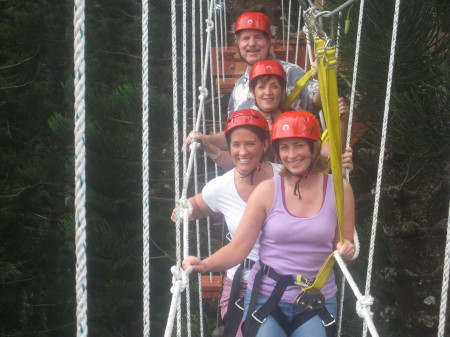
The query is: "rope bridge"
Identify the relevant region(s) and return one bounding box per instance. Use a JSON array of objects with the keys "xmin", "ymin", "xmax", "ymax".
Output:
[{"xmin": 71, "ymin": 0, "xmax": 450, "ymax": 336}]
